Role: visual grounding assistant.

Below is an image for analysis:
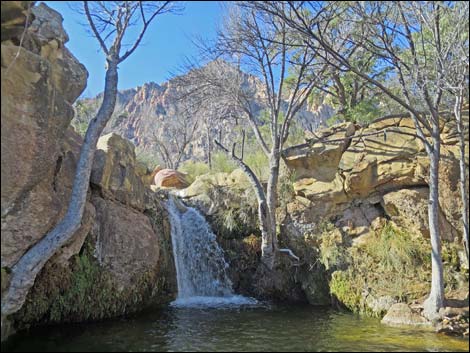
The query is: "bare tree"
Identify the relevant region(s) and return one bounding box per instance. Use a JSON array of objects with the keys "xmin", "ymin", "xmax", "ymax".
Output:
[
  {"xmin": 438, "ymin": 1, "xmax": 469, "ymax": 261},
  {"xmin": 153, "ymin": 107, "xmax": 199, "ymax": 170},
  {"xmin": 182, "ymin": 4, "xmax": 327, "ymax": 269},
  {"xmin": 254, "ymin": 1, "xmax": 469, "ymax": 318},
  {"xmin": 1, "ymin": 1, "xmax": 177, "ymax": 320}
]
